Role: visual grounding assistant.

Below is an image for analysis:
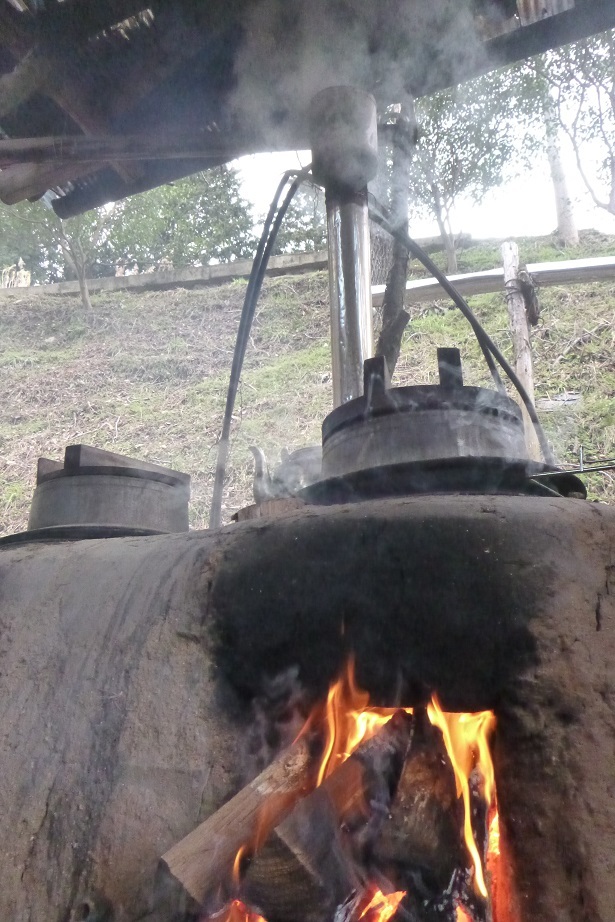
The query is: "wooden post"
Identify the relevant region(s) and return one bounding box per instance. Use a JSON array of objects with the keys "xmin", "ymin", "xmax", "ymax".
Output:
[
  {"xmin": 501, "ymin": 241, "xmax": 541, "ymax": 461},
  {"xmin": 376, "ymin": 107, "xmax": 413, "ymax": 377}
]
